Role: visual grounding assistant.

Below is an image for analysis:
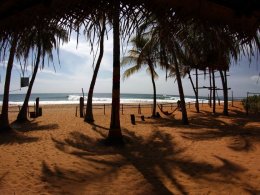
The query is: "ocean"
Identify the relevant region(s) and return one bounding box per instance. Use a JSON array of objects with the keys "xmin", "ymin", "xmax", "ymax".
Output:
[{"xmin": 0, "ymin": 93, "xmax": 210, "ymax": 105}]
